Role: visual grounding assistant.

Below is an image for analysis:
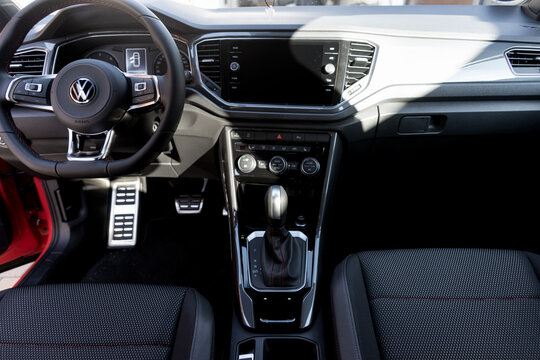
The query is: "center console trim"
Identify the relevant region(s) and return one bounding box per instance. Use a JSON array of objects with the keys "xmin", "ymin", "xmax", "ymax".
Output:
[{"xmin": 221, "ymin": 126, "xmax": 341, "ymax": 329}]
